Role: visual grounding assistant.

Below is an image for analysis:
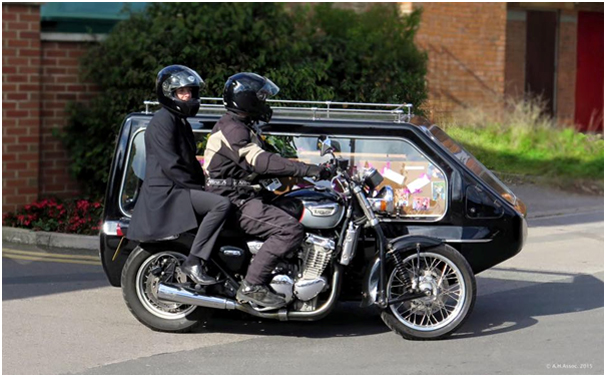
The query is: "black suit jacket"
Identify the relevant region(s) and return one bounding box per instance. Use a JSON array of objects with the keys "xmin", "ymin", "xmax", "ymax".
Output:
[{"xmin": 127, "ymin": 108, "xmax": 205, "ymax": 241}]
